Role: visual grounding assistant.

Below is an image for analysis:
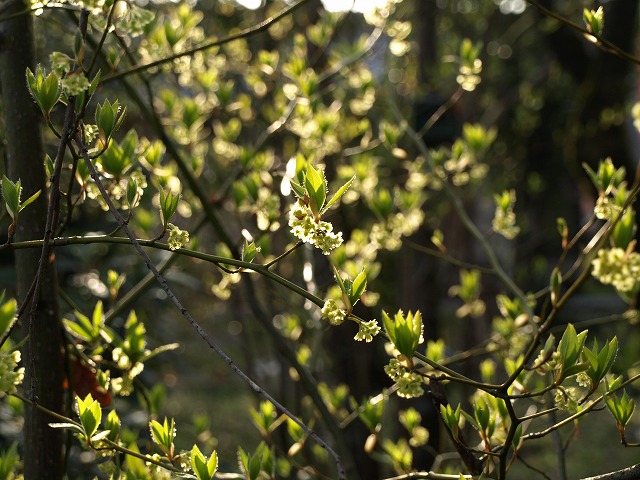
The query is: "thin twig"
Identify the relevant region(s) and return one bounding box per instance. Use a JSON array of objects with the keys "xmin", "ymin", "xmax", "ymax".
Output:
[{"xmin": 525, "ymin": 0, "xmax": 640, "ymax": 67}]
